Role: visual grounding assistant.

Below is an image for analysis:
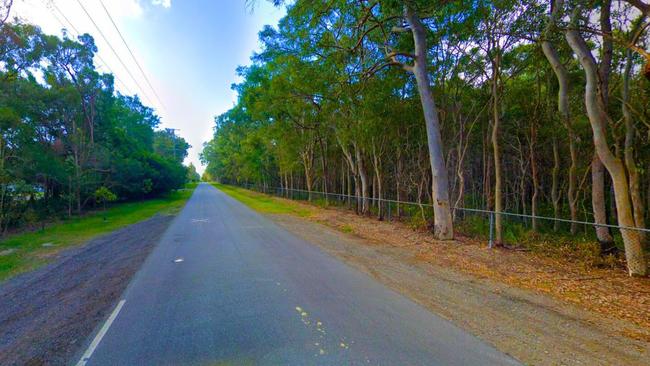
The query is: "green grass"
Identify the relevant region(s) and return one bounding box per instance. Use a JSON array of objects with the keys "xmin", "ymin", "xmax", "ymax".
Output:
[
  {"xmin": 212, "ymin": 183, "xmax": 312, "ymax": 217},
  {"xmin": 0, "ymin": 186, "xmax": 195, "ymax": 282},
  {"xmin": 340, "ymin": 224, "xmax": 354, "ymax": 234}
]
